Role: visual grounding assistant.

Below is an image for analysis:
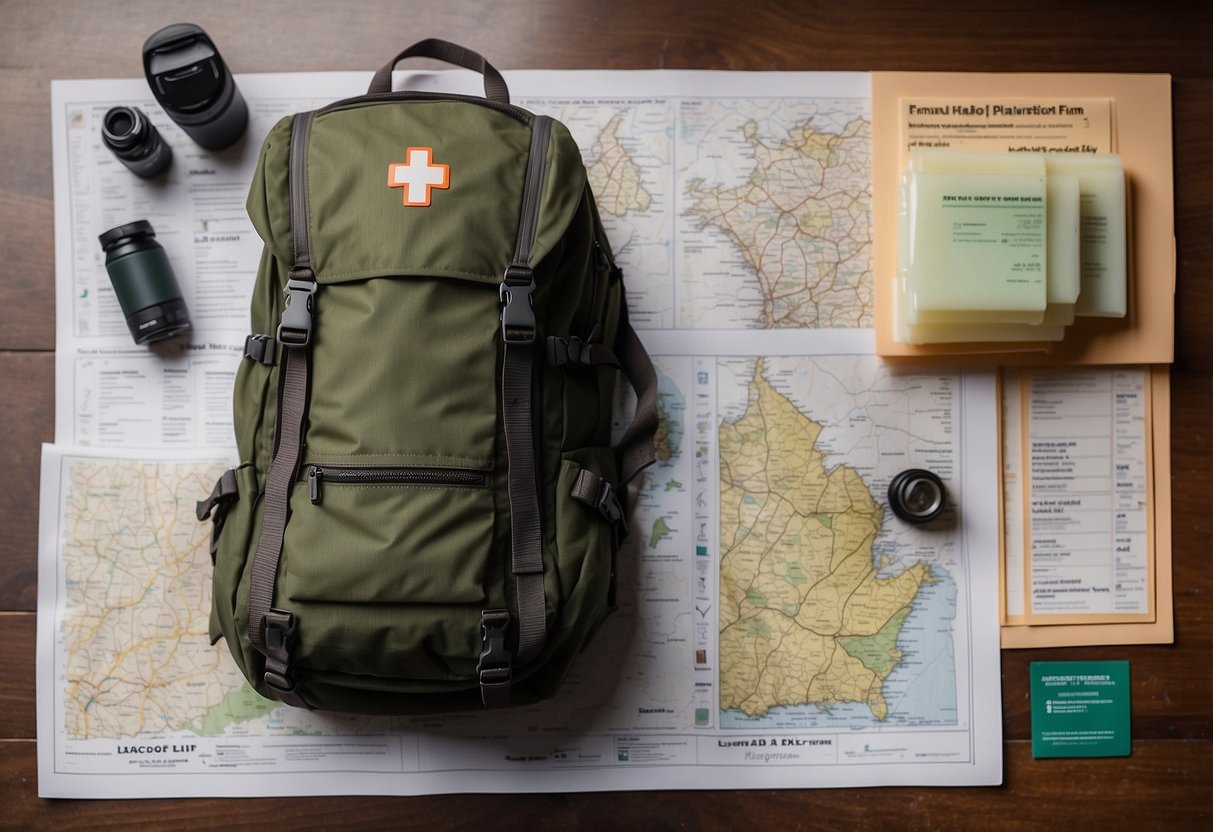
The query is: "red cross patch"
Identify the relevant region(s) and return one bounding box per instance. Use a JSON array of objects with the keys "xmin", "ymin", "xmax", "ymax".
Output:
[{"xmin": 387, "ymin": 147, "xmax": 450, "ymax": 206}]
